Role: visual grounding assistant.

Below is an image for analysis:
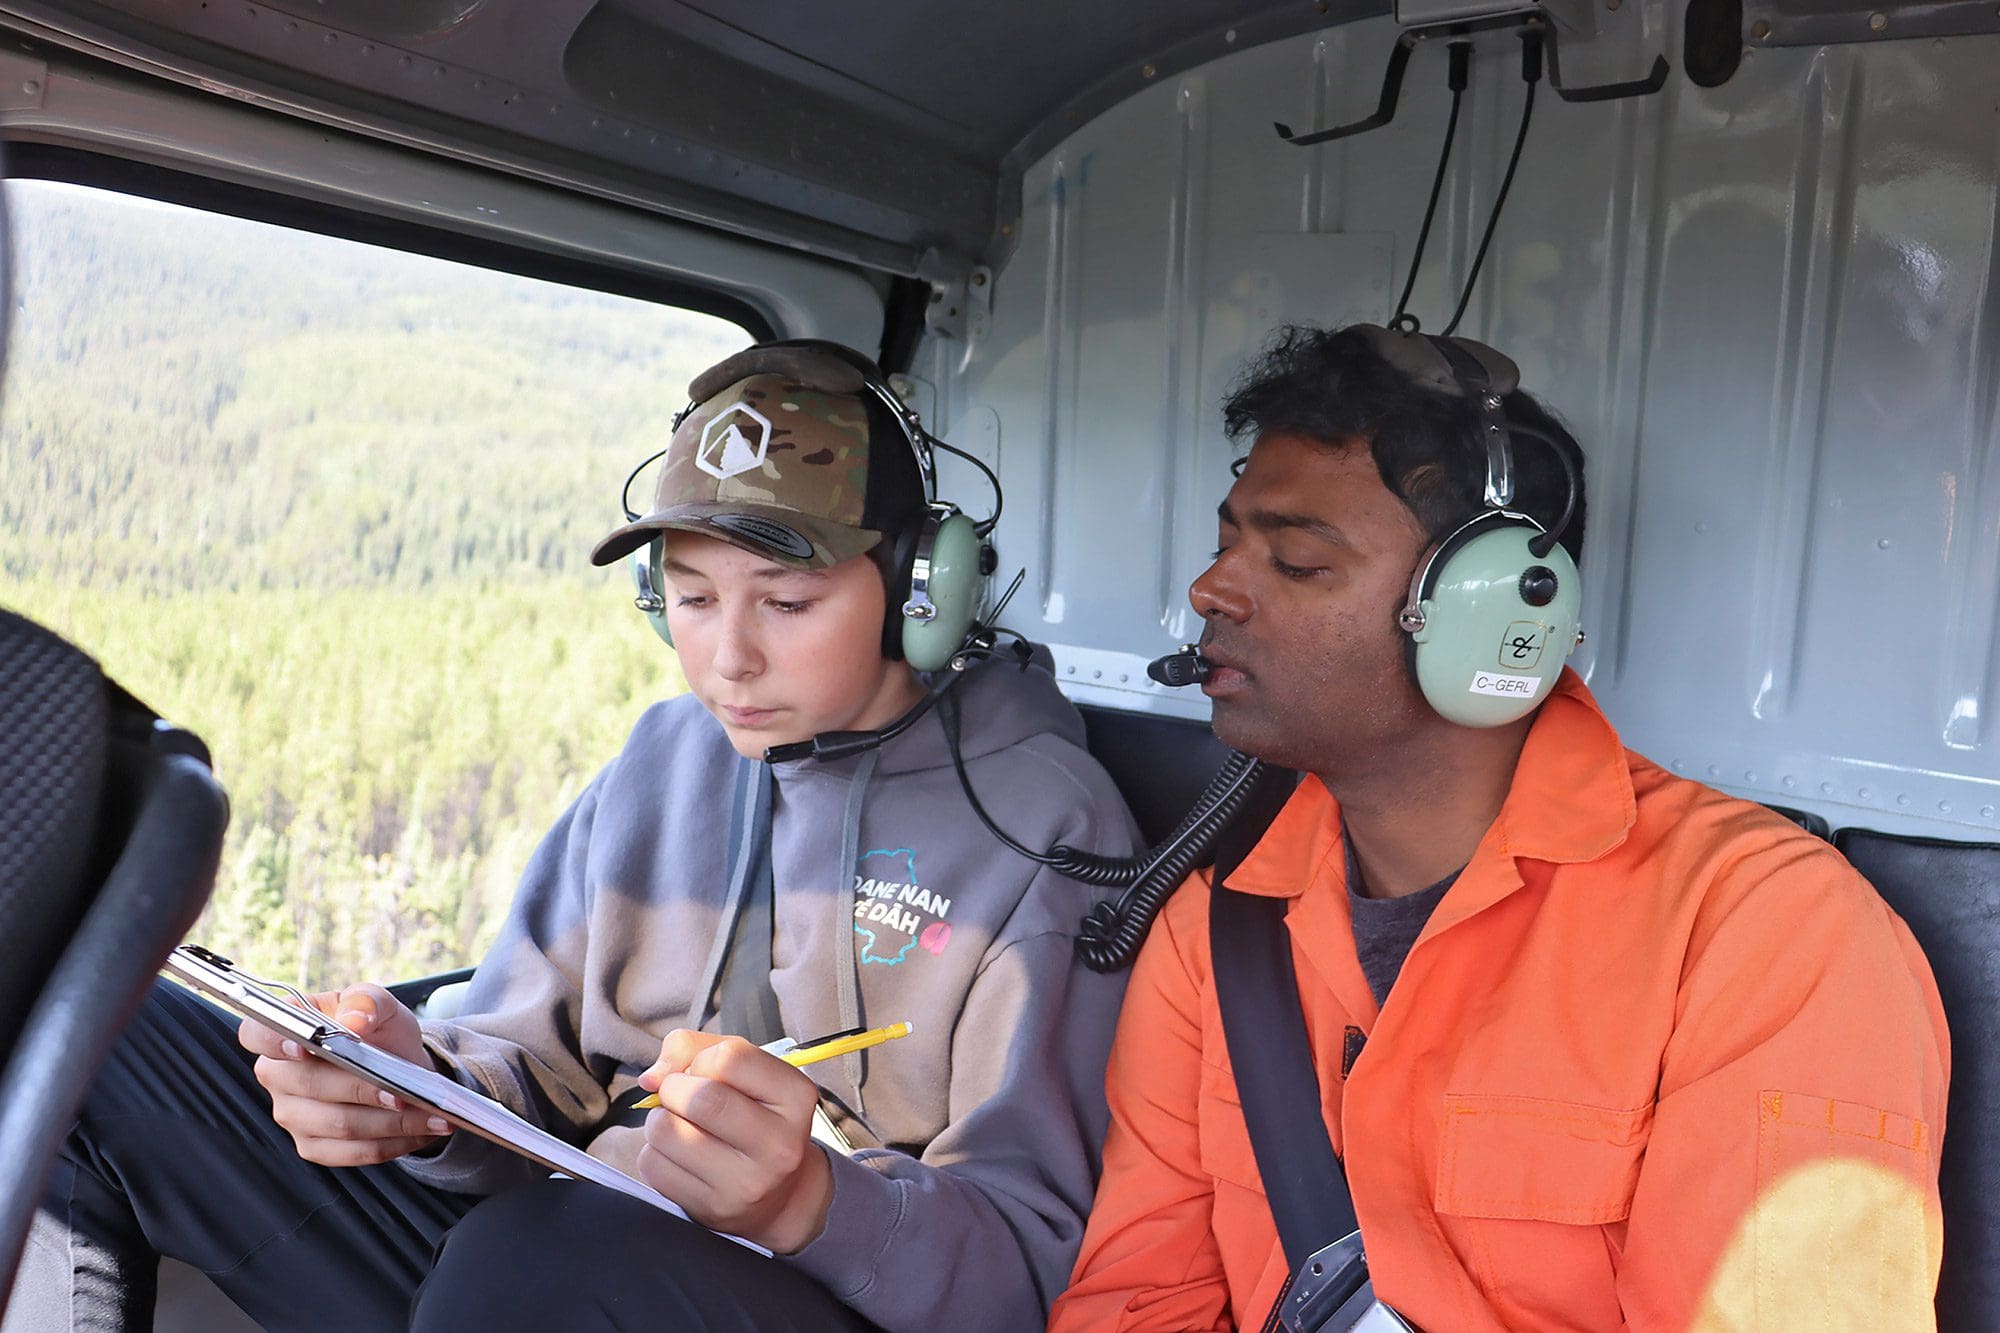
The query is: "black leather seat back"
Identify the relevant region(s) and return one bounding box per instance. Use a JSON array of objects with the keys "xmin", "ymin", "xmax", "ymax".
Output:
[
  {"xmin": 0, "ymin": 610, "xmax": 108, "ymax": 1064},
  {"xmin": 1835, "ymin": 827, "xmax": 2000, "ymax": 1330},
  {"xmin": 0, "ymin": 610, "xmax": 228, "ymax": 1311},
  {"xmin": 1077, "ymin": 704, "xmax": 1231, "ymax": 846}
]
